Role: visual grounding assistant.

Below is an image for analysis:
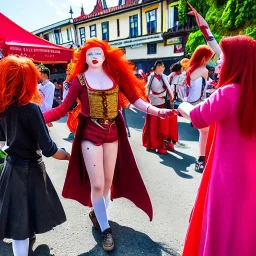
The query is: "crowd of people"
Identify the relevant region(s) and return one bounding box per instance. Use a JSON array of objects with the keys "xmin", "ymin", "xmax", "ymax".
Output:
[
  {"xmin": 140, "ymin": 50, "xmax": 219, "ymax": 172},
  {"xmin": 0, "ymin": 3, "xmax": 255, "ymax": 256}
]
